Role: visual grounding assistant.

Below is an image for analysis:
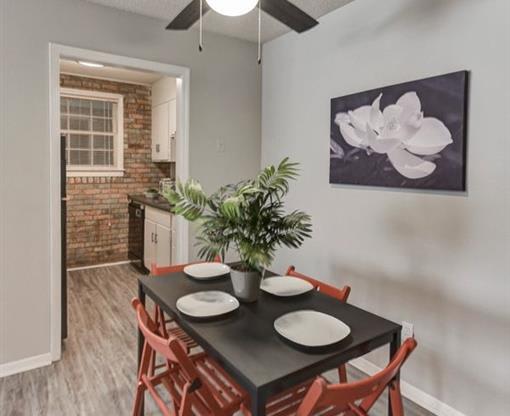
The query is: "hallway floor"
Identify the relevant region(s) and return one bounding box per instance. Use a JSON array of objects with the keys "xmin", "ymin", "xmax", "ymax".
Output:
[{"xmin": 0, "ymin": 264, "xmax": 433, "ymax": 416}]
